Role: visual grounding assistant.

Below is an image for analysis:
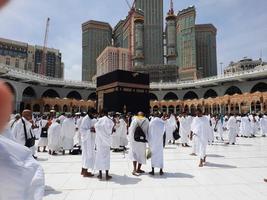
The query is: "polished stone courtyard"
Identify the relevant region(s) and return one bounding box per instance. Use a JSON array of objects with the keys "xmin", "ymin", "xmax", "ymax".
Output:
[{"xmin": 40, "ymin": 136, "xmax": 267, "ymax": 200}]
